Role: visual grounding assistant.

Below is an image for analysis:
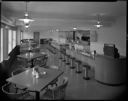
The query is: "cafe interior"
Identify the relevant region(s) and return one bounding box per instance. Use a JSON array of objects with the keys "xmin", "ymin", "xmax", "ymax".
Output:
[{"xmin": 0, "ymin": 0, "xmax": 127, "ymax": 100}]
